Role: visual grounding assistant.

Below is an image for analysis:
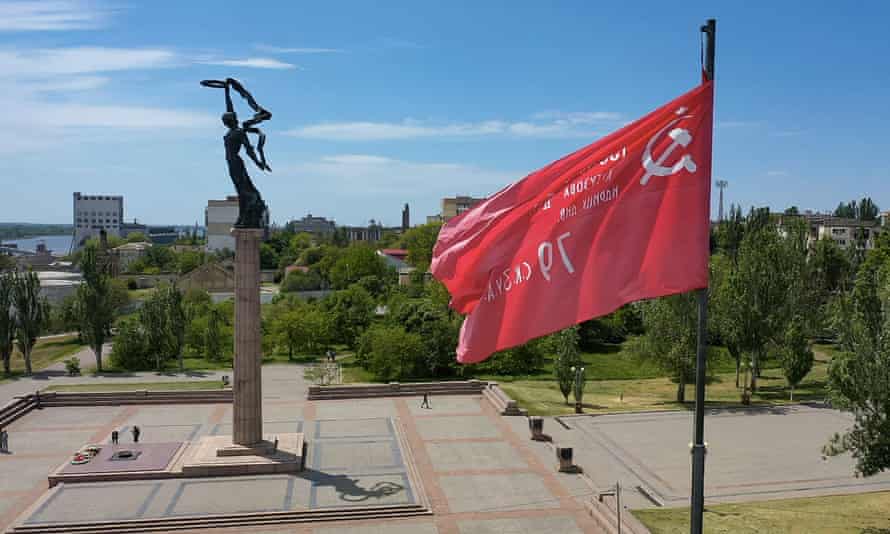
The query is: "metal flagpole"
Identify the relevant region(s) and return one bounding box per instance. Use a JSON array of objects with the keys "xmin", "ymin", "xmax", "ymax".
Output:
[{"xmin": 691, "ymin": 18, "xmax": 715, "ymax": 534}]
